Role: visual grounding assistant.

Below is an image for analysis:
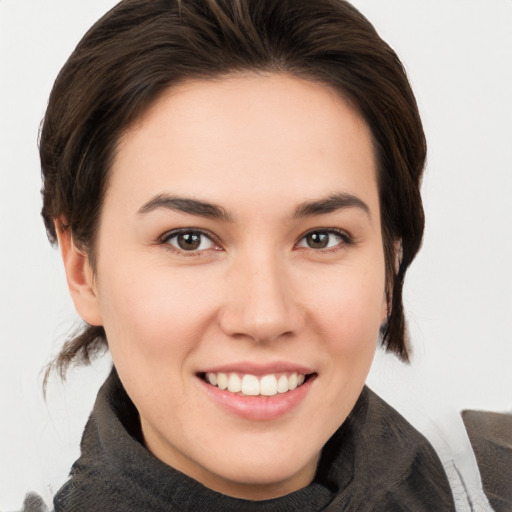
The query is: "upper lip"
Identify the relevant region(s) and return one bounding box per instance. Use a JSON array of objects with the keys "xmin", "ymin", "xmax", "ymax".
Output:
[{"xmin": 198, "ymin": 361, "xmax": 315, "ymax": 376}]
